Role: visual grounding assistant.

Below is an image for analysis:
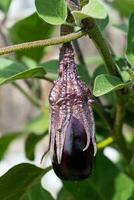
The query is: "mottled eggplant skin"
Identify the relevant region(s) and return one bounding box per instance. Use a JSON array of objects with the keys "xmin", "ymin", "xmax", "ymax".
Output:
[{"xmin": 52, "ymin": 116, "xmax": 94, "ymax": 180}]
